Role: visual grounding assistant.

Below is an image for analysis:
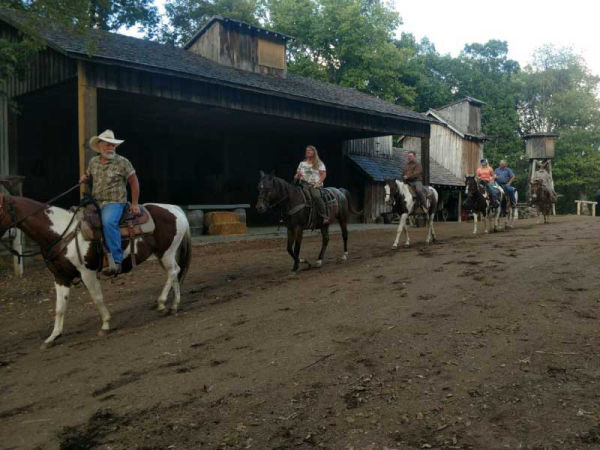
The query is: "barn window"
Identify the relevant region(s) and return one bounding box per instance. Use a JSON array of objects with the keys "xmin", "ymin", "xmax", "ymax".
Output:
[{"xmin": 258, "ymin": 38, "xmax": 285, "ymax": 70}]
